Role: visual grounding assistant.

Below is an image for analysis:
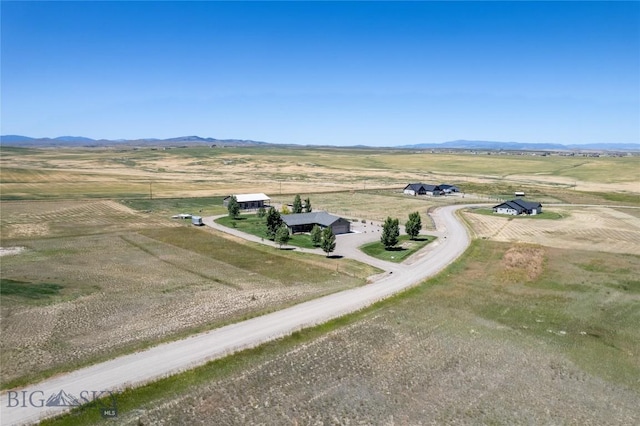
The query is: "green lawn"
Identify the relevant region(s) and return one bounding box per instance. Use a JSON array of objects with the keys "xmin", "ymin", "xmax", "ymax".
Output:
[
  {"xmin": 360, "ymin": 235, "xmax": 436, "ymax": 263},
  {"xmin": 0, "ymin": 278, "xmax": 63, "ymax": 300},
  {"xmin": 215, "ymin": 214, "xmax": 318, "ymax": 249},
  {"xmin": 122, "ymin": 196, "xmax": 227, "ymax": 216}
]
